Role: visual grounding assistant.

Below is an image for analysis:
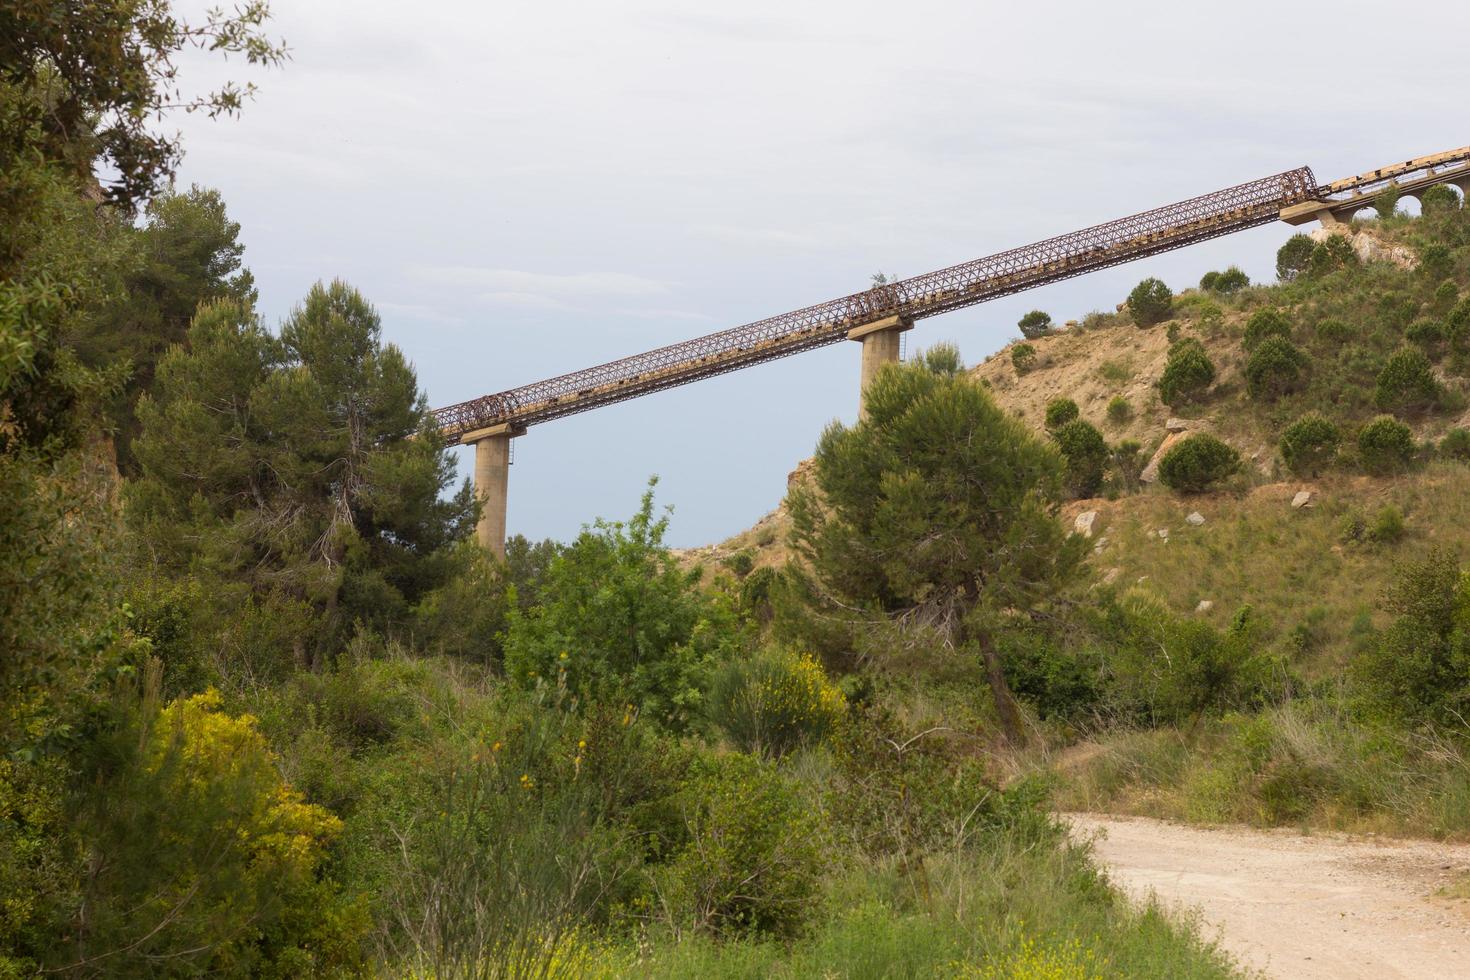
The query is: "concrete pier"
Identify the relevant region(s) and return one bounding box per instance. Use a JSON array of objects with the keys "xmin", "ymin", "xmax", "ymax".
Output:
[
  {"xmin": 848, "ymin": 314, "xmax": 913, "ymax": 418},
  {"xmin": 461, "ymin": 423, "xmax": 519, "ymax": 560}
]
